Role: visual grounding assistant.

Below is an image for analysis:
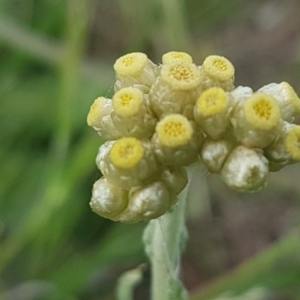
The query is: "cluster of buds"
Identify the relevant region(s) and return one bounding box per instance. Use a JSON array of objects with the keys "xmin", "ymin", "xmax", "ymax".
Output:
[{"xmin": 87, "ymin": 51, "xmax": 300, "ymax": 223}]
